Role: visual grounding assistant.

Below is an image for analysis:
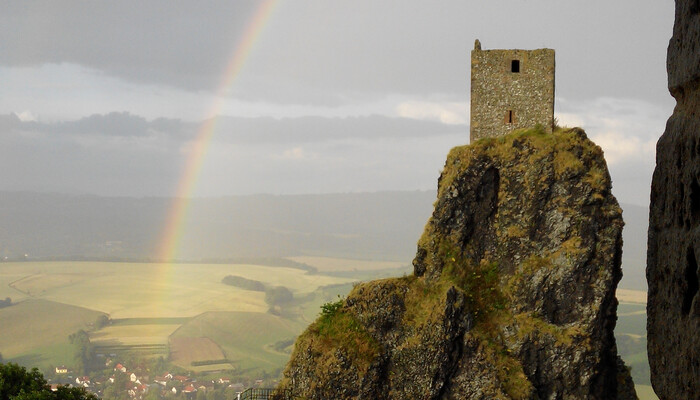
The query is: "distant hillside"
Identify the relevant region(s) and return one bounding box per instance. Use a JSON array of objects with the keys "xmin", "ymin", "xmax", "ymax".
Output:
[
  {"xmin": 619, "ymin": 203, "xmax": 648, "ymax": 290},
  {"xmin": 0, "ymin": 191, "xmax": 434, "ymax": 262},
  {"xmin": 0, "ymin": 190, "xmax": 647, "ymax": 290}
]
